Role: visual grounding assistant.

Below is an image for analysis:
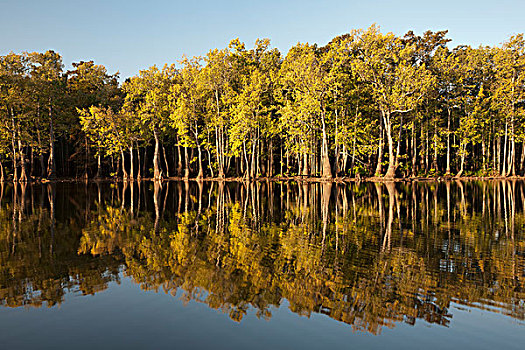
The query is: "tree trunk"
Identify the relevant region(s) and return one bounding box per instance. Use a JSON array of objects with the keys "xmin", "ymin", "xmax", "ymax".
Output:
[
  {"xmin": 256, "ymin": 138, "xmax": 261, "ymax": 177},
  {"xmin": 375, "ymin": 115, "xmax": 383, "ymax": 176},
  {"xmin": 334, "ymin": 109, "xmax": 340, "ymax": 177},
  {"xmin": 497, "ymin": 136, "xmax": 502, "ymax": 175},
  {"xmin": 197, "ymin": 144, "xmax": 203, "ymax": 179},
  {"xmin": 96, "ymin": 151, "xmax": 102, "ymax": 179},
  {"xmin": 215, "ymin": 89, "xmax": 225, "ymax": 179},
  {"xmin": 47, "ymin": 105, "xmax": 56, "ymax": 179},
  {"xmin": 121, "ymin": 149, "xmax": 128, "ymax": 180},
  {"xmin": 456, "ymin": 143, "xmax": 466, "ymax": 177},
  {"xmin": 432, "ymin": 118, "xmax": 438, "ymax": 173},
  {"xmin": 344, "ymin": 144, "xmax": 350, "ymax": 176},
  {"xmin": 394, "ymin": 116, "xmax": 404, "ymax": 172},
  {"xmin": 302, "ymin": 151, "xmax": 309, "ymax": 176},
  {"xmin": 280, "ymin": 141, "xmax": 284, "ymax": 175},
  {"xmin": 250, "ymin": 141, "xmax": 256, "ymax": 179},
  {"xmin": 176, "ymin": 143, "xmax": 183, "ymax": 176},
  {"xmin": 412, "ymin": 121, "xmax": 417, "ymax": 177},
  {"xmin": 17, "ymin": 125, "xmax": 28, "ymax": 183},
  {"xmin": 268, "ymin": 139, "xmax": 273, "ymax": 178},
  {"xmin": 84, "ymin": 136, "xmax": 89, "ymax": 179},
  {"xmin": 153, "ymin": 127, "xmax": 163, "ymax": 180},
  {"xmin": 243, "ymin": 140, "xmax": 250, "ymax": 180},
  {"xmin": 217, "ymin": 128, "xmax": 225, "ymax": 178},
  {"xmin": 493, "ymin": 131, "xmax": 497, "ymax": 174},
  {"xmin": 193, "ymin": 127, "xmax": 204, "ymax": 179},
  {"xmin": 482, "ymin": 138, "xmax": 486, "ymax": 172},
  {"xmin": 129, "ymin": 146, "xmax": 134, "ymax": 180},
  {"xmin": 37, "ymin": 129, "xmax": 45, "ymax": 178},
  {"xmin": 425, "ymin": 117, "xmax": 429, "ymax": 172},
  {"xmin": 384, "ymin": 112, "xmax": 396, "ymax": 179},
  {"xmin": 207, "ymin": 148, "xmax": 214, "ymax": 178},
  {"xmin": 136, "ymin": 143, "xmax": 142, "ymax": 180},
  {"xmin": 502, "ymin": 120, "xmax": 508, "ymax": 177},
  {"xmin": 520, "ymin": 142, "xmax": 525, "ymax": 176},
  {"xmin": 29, "ymin": 147, "xmax": 34, "ymax": 178},
  {"xmin": 11, "ymin": 109, "xmax": 18, "ymax": 182},
  {"xmin": 446, "ymin": 108, "xmax": 451, "ymax": 175},
  {"xmin": 184, "ymin": 146, "xmax": 190, "ymax": 179},
  {"xmin": 162, "ymin": 144, "xmax": 170, "ymax": 177},
  {"xmin": 321, "ymin": 110, "xmax": 332, "ymax": 178},
  {"xmin": 509, "ymin": 132, "xmax": 515, "ymax": 176}
]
